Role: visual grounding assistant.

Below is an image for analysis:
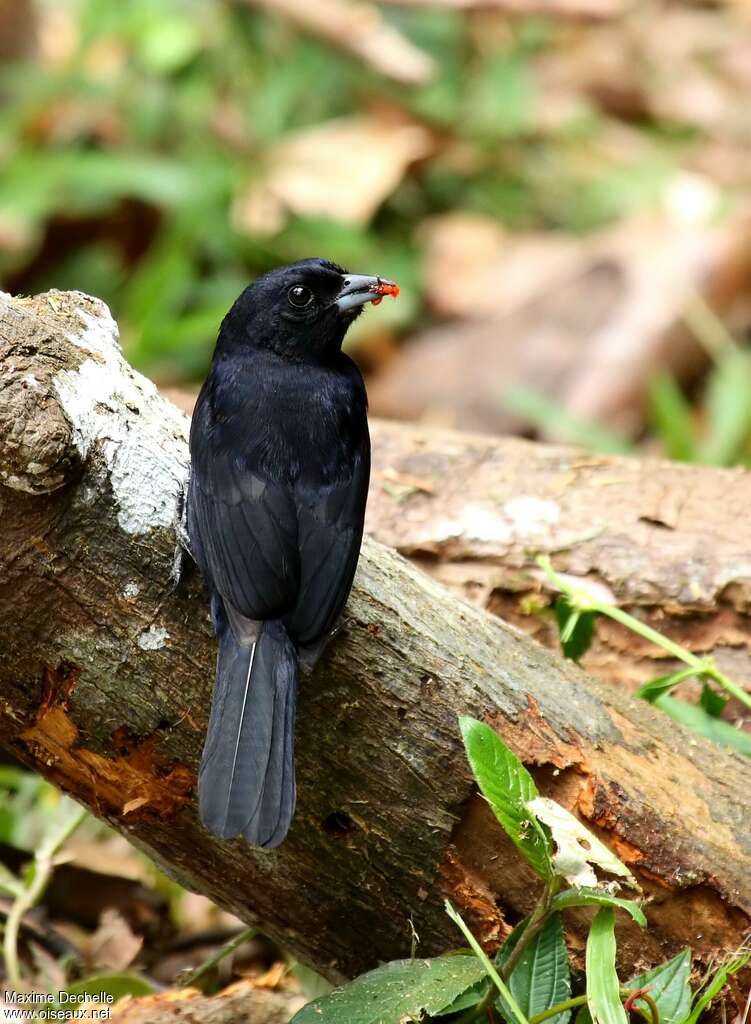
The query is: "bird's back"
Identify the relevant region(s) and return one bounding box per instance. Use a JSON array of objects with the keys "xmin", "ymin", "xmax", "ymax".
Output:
[{"xmin": 188, "ymin": 346, "xmax": 370, "ymax": 641}]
